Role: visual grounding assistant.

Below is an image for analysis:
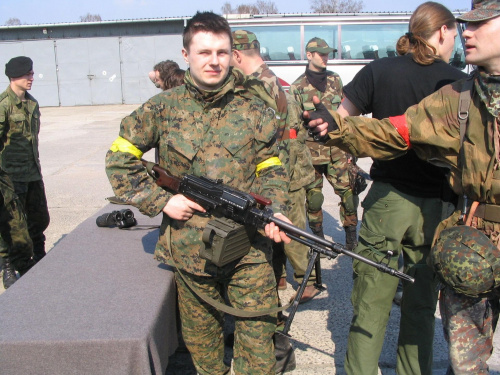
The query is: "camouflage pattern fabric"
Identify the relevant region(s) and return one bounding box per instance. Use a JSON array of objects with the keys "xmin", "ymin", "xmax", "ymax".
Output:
[
  {"xmin": 232, "ymin": 29, "xmax": 260, "ymax": 51},
  {"xmin": 323, "ymin": 71, "xmax": 500, "ymax": 375},
  {"xmin": 431, "ymin": 225, "xmax": 500, "ymax": 297},
  {"xmin": 106, "ymin": 67, "xmax": 289, "ymax": 276},
  {"xmin": 0, "ymin": 86, "xmax": 42, "ymax": 182},
  {"xmin": 4, "ymin": 180, "xmax": 50, "ymax": 261},
  {"xmin": 243, "ymin": 64, "xmax": 315, "ymax": 285},
  {"xmin": 0, "ymin": 170, "xmax": 33, "ymax": 273},
  {"xmin": 290, "ymin": 70, "xmax": 357, "ymax": 228},
  {"xmin": 289, "ymin": 70, "xmax": 343, "ymax": 164},
  {"xmin": 106, "ymin": 67, "xmax": 289, "ymax": 374},
  {"xmin": 175, "ymin": 262, "xmax": 278, "ymax": 375},
  {"xmin": 456, "ymin": 0, "xmax": 500, "ymax": 22}
]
